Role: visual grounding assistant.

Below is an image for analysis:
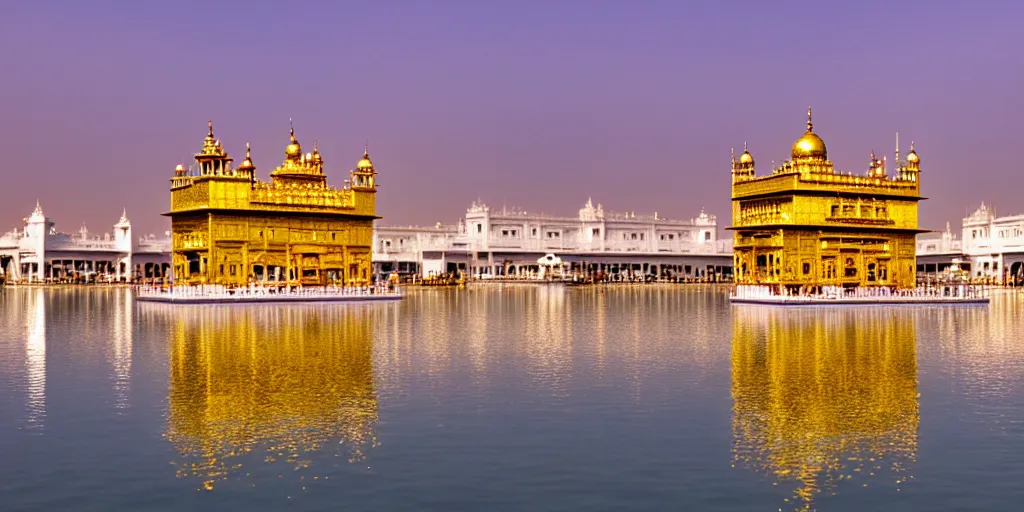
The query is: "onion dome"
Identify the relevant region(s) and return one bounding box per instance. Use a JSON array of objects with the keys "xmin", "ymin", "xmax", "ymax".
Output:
[
  {"xmin": 238, "ymin": 142, "xmax": 256, "ymax": 171},
  {"xmin": 285, "ymin": 122, "xmax": 302, "ymax": 160},
  {"xmin": 906, "ymin": 141, "xmax": 920, "ymax": 164},
  {"xmin": 356, "ymin": 147, "xmax": 374, "ymax": 171},
  {"xmin": 738, "ymin": 141, "xmax": 754, "ymax": 164},
  {"xmin": 791, "ymin": 106, "xmax": 827, "ymax": 159},
  {"xmin": 311, "ymin": 140, "xmax": 323, "ymax": 164}
]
